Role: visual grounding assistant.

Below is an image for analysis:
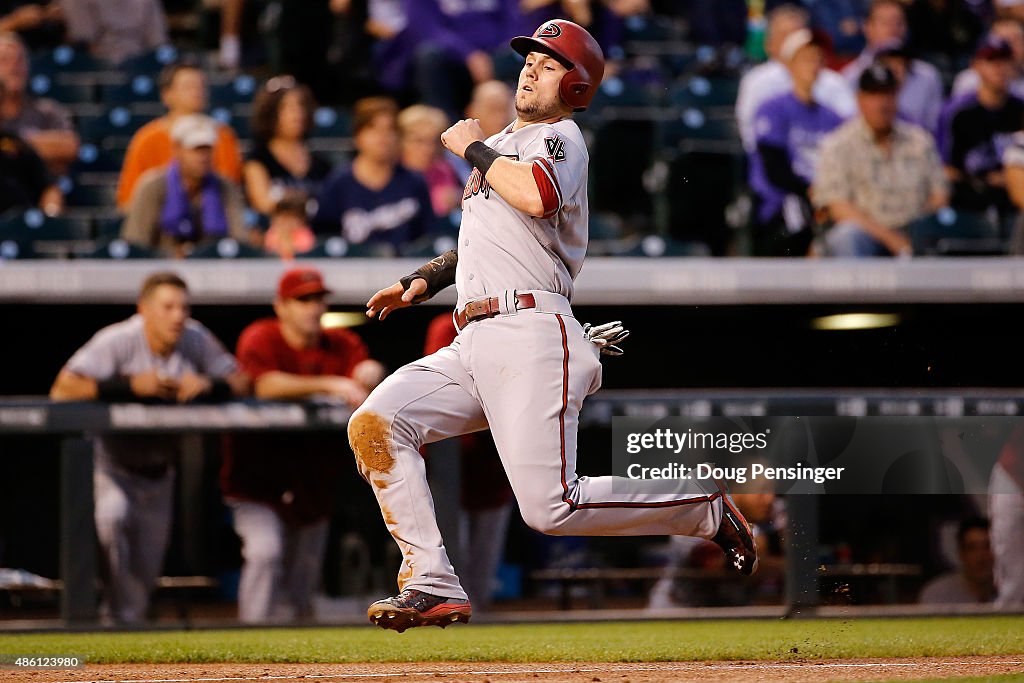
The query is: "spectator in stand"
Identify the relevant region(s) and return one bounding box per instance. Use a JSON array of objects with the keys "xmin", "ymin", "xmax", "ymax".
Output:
[
  {"xmin": 59, "ymin": 0, "xmax": 169, "ymax": 64},
  {"xmin": 49, "ymin": 272, "xmax": 249, "ymax": 624},
  {"xmin": 842, "ymin": 0, "xmax": 944, "ymax": 135},
  {"xmin": 1001, "ymin": 129, "xmax": 1024, "ymax": 252},
  {"xmin": 117, "ymin": 62, "xmax": 243, "ymax": 210},
  {"xmin": 918, "ymin": 517, "xmax": 996, "ymax": 605},
  {"xmin": 0, "ymin": 78, "xmax": 62, "ymax": 215},
  {"xmin": 467, "ymin": 79, "xmax": 516, "ymax": 140},
  {"xmin": 243, "ymin": 75, "xmax": 332, "ymax": 218},
  {"xmin": 423, "ymin": 312, "xmax": 514, "ymax": 611},
  {"xmin": 263, "ymin": 193, "xmax": 316, "ymax": 259},
  {"xmin": 736, "ymin": 4, "xmax": 854, "ymax": 156},
  {"xmin": 222, "ymin": 267, "xmax": 384, "ymax": 623},
  {"xmin": 749, "ymin": 28, "xmax": 847, "ymax": 256},
  {"xmin": 938, "ymin": 35, "xmax": 1024, "ymax": 220},
  {"xmin": 813, "ymin": 64, "xmax": 949, "ymax": 257},
  {"xmin": 989, "ymin": 424, "xmax": 1024, "ymax": 609},
  {"xmin": 260, "ymin": 0, "xmax": 348, "ymax": 103},
  {"xmin": 953, "ymin": 18, "xmax": 1024, "ymax": 100},
  {"xmin": 397, "ymin": 104, "xmax": 461, "ymax": 220},
  {"xmin": 313, "ymin": 97, "xmax": 434, "ymax": 252},
  {"xmin": 805, "ymin": 0, "xmax": 866, "ymax": 63},
  {"xmin": 373, "ymin": 0, "xmax": 522, "ymax": 120},
  {"xmin": 0, "ymin": 2, "xmax": 63, "ymax": 51},
  {"xmin": 121, "ymin": 115, "xmax": 247, "ymax": 258},
  {"xmin": 0, "ymin": 32, "xmax": 79, "ymax": 174}
]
